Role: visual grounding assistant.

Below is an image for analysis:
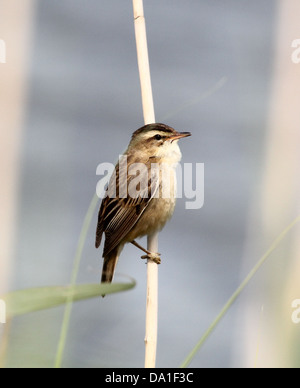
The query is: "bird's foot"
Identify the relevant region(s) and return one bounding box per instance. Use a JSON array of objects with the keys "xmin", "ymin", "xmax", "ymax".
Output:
[
  {"xmin": 131, "ymin": 240, "xmax": 161, "ymax": 264},
  {"xmin": 141, "ymin": 252, "xmax": 161, "ymax": 265}
]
